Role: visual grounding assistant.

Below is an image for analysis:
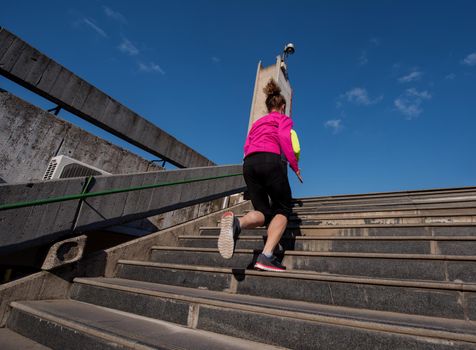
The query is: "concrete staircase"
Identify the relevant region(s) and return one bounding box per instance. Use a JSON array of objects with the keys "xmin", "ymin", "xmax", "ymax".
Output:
[{"xmin": 4, "ymin": 187, "xmax": 476, "ymax": 349}]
